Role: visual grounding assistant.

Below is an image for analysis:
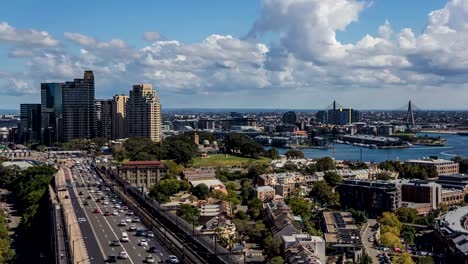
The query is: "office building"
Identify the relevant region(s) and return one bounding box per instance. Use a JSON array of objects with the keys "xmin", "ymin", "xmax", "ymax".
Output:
[
  {"xmin": 126, "ymin": 84, "xmax": 162, "ymax": 142},
  {"xmin": 198, "ymin": 118, "xmax": 216, "ymax": 130},
  {"xmin": 95, "ymin": 99, "xmax": 112, "ymax": 139},
  {"xmin": 435, "ymin": 206, "xmax": 468, "ymax": 263},
  {"xmin": 62, "ymin": 71, "xmax": 96, "ymax": 141},
  {"xmin": 400, "ymin": 180, "xmax": 442, "ymax": 210},
  {"xmin": 19, "ymin": 104, "xmax": 41, "ymax": 143},
  {"xmin": 336, "ymin": 179, "xmax": 401, "ymax": 217},
  {"xmin": 118, "ymin": 161, "xmax": 168, "ymax": 189},
  {"xmin": 111, "ymin": 94, "xmax": 128, "ymax": 140},
  {"xmin": 325, "ymin": 101, "xmax": 360, "ymax": 125},
  {"xmin": 406, "ymin": 158, "xmax": 459, "ymax": 176},
  {"xmin": 282, "ymin": 111, "xmax": 297, "ymax": 125},
  {"xmin": 40, "ymin": 83, "xmax": 63, "ymax": 145}
]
